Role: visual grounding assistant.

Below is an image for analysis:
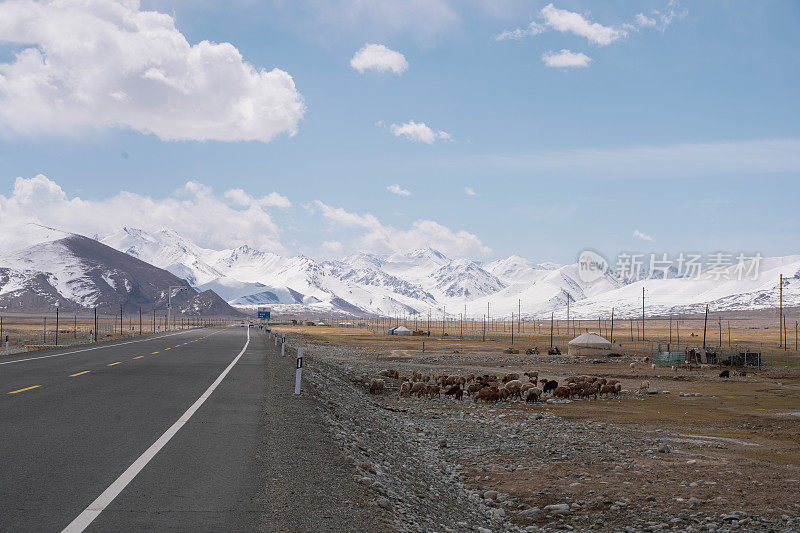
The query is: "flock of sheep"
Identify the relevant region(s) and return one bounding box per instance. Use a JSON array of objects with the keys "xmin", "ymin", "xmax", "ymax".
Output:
[{"xmin": 366, "ymin": 370, "xmax": 624, "ymax": 404}]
